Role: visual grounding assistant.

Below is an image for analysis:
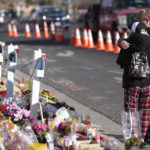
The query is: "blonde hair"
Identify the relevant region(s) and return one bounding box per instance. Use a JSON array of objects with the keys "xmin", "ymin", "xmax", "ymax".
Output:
[{"xmin": 136, "ymin": 9, "xmax": 150, "ymax": 21}]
